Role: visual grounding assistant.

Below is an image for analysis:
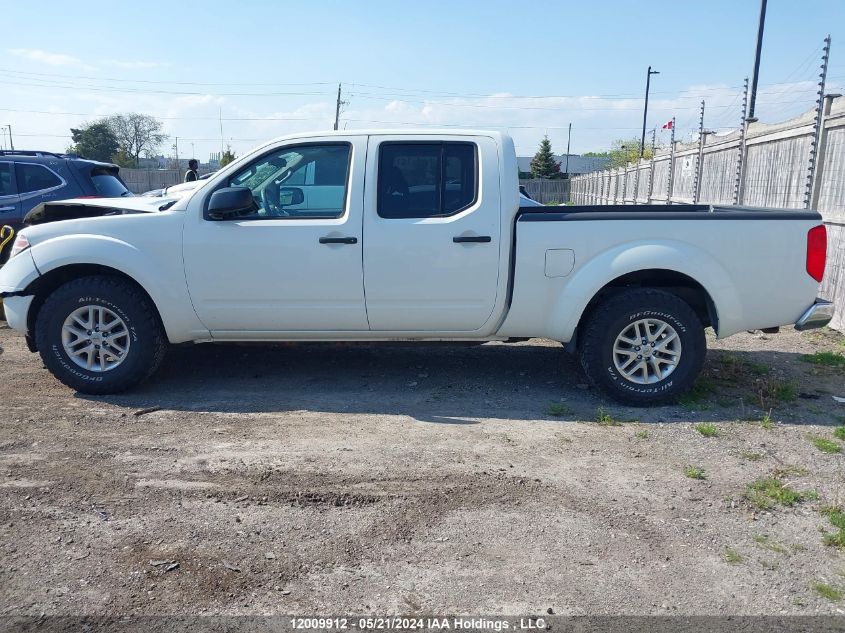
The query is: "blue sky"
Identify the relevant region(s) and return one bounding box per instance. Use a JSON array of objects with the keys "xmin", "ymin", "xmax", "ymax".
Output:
[{"xmin": 1, "ymin": 0, "xmax": 842, "ymax": 159}]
